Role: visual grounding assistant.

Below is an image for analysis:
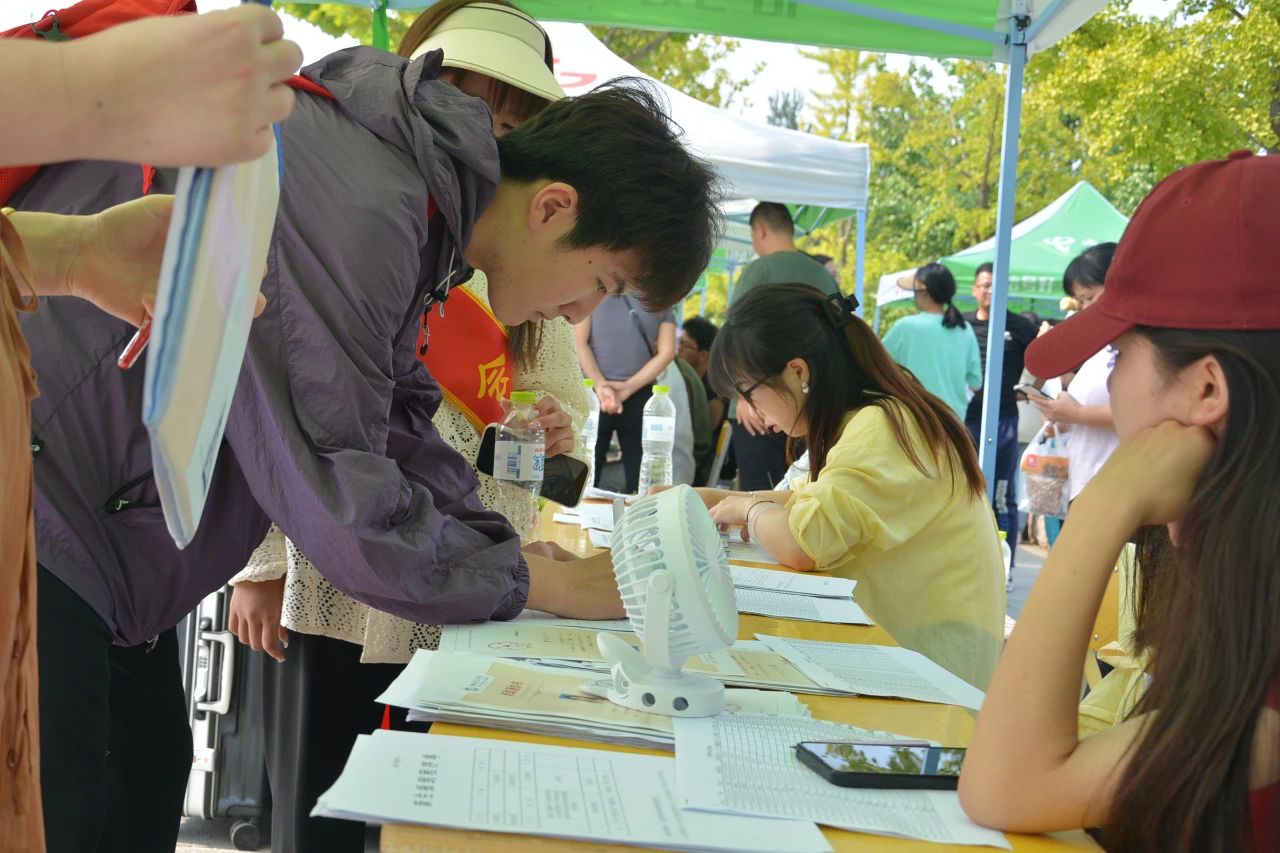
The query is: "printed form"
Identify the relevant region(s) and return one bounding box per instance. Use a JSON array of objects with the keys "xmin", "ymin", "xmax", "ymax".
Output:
[
  {"xmin": 674, "ymin": 714, "xmax": 1010, "ymax": 849},
  {"xmin": 735, "ymin": 587, "xmax": 872, "ymax": 625},
  {"xmin": 758, "ymin": 636, "xmax": 986, "ymax": 710},
  {"xmin": 730, "ymin": 566, "xmax": 857, "ymax": 599},
  {"xmin": 313, "ymin": 730, "xmax": 832, "ymax": 853}
]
